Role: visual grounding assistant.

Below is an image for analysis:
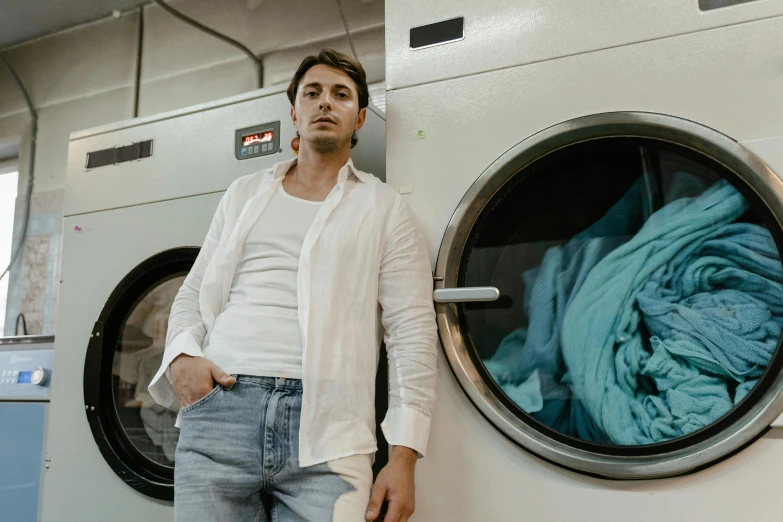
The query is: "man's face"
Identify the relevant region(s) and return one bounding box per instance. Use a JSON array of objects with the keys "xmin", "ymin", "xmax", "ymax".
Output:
[{"xmin": 291, "ymin": 64, "xmax": 366, "ymax": 154}]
